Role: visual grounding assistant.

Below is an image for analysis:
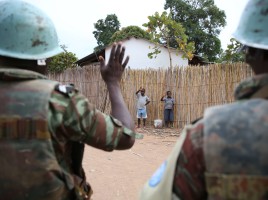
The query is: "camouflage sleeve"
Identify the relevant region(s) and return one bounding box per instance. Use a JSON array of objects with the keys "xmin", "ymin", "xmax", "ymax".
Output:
[
  {"xmin": 173, "ymin": 120, "xmax": 207, "ymax": 200},
  {"xmin": 48, "ymin": 88, "xmax": 136, "ymax": 151}
]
